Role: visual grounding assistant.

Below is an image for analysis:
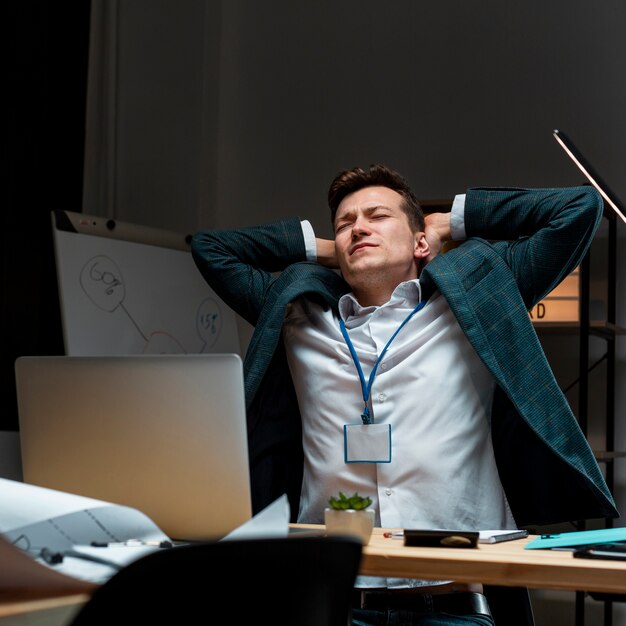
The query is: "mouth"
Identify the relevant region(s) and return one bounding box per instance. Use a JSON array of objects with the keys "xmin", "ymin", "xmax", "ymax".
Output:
[{"xmin": 349, "ymin": 243, "xmax": 376, "ymax": 256}]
